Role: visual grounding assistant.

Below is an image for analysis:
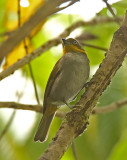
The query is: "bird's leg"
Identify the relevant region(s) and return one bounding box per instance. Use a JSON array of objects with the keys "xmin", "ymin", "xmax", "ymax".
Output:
[
  {"xmin": 64, "ymin": 101, "xmax": 74, "ymax": 109},
  {"xmin": 64, "ymin": 101, "xmax": 81, "ymax": 109}
]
